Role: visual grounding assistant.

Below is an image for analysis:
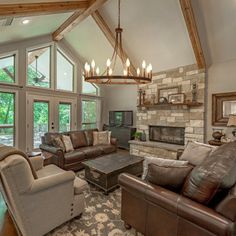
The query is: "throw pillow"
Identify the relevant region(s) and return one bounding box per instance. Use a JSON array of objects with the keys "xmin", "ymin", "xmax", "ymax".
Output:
[
  {"xmin": 182, "ymin": 141, "xmax": 236, "ymax": 205},
  {"xmin": 62, "ymin": 135, "xmax": 74, "ymax": 152},
  {"xmin": 146, "ymin": 163, "xmax": 193, "ymax": 191},
  {"xmin": 93, "ymin": 131, "xmax": 110, "ymax": 145},
  {"xmin": 52, "ymin": 137, "xmax": 66, "ymax": 152},
  {"xmin": 142, "ymin": 156, "xmax": 189, "ymax": 180},
  {"xmin": 180, "ymin": 141, "xmax": 217, "ymax": 166}
]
